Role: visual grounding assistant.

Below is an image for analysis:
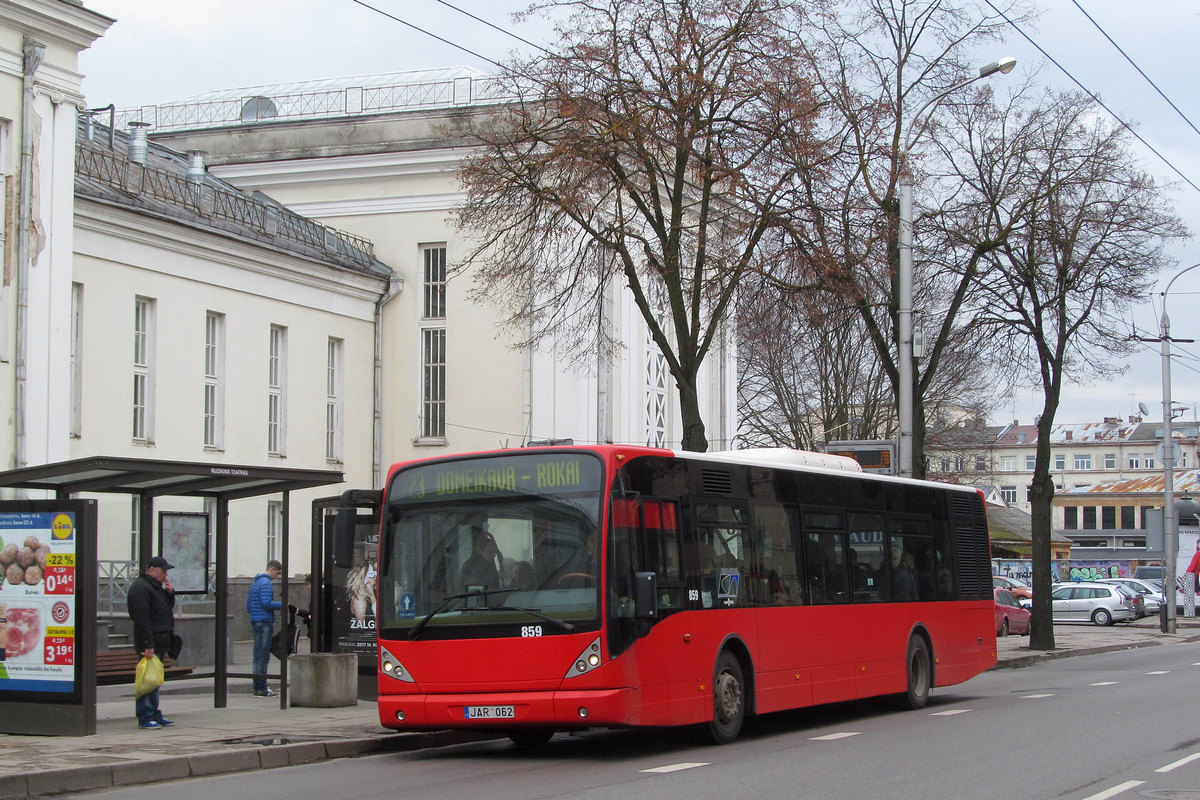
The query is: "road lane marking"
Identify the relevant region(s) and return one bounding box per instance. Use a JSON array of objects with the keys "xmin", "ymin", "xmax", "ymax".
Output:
[
  {"xmin": 1090, "ymin": 681, "xmax": 1118, "ymax": 686},
  {"xmin": 1146, "ymin": 671, "xmax": 1170, "ymax": 675},
  {"xmin": 810, "ymin": 732, "xmax": 862, "ymax": 741},
  {"xmin": 1078, "ymin": 780, "xmax": 1144, "ymax": 800},
  {"xmin": 641, "ymin": 763, "xmax": 709, "ymax": 773},
  {"xmin": 1020, "ymin": 693, "xmax": 1054, "ymax": 699},
  {"xmin": 930, "ymin": 709, "xmax": 971, "ymax": 716},
  {"xmin": 1156, "ymin": 752, "xmax": 1200, "ymax": 772}
]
